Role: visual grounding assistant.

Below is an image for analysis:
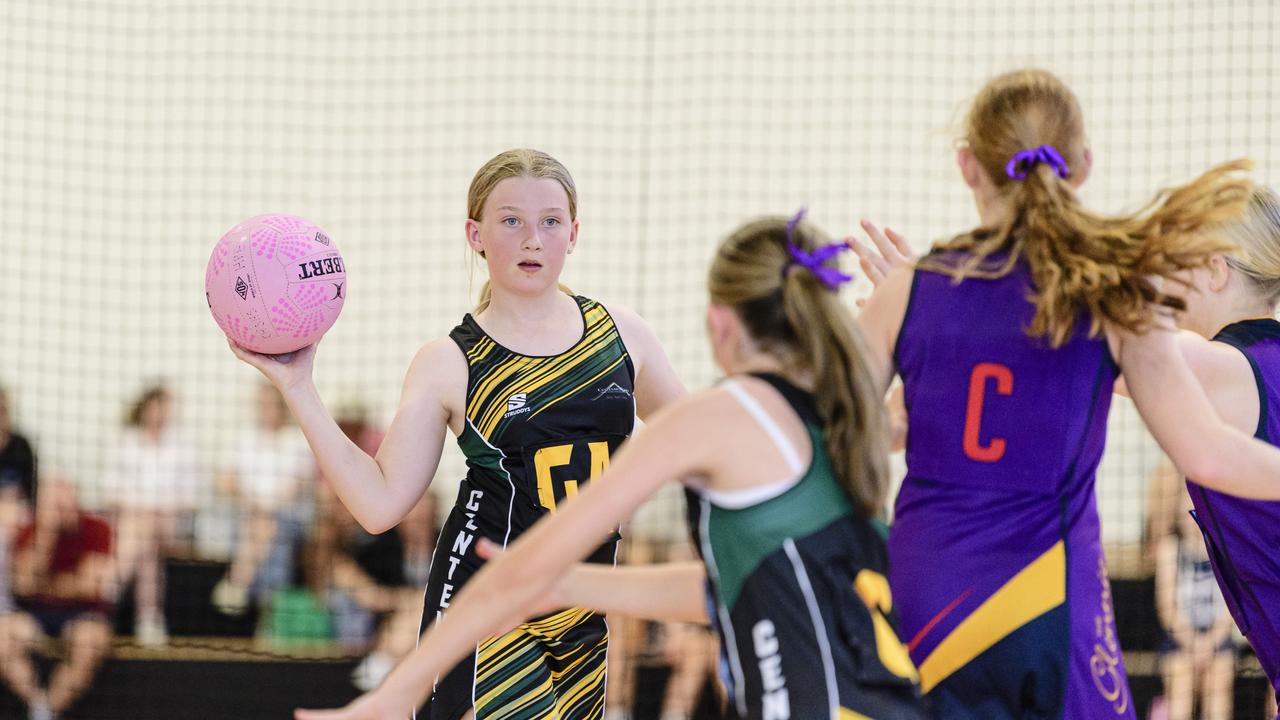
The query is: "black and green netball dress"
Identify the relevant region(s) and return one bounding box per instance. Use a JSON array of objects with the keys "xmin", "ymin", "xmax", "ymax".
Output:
[
  {"xmin": 422, "ymin": 295, "xmax": 634, "ymax": 720},
  {"xmin": 687, "ymin": 373, "xmax": 927, "ymax": 720}
]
